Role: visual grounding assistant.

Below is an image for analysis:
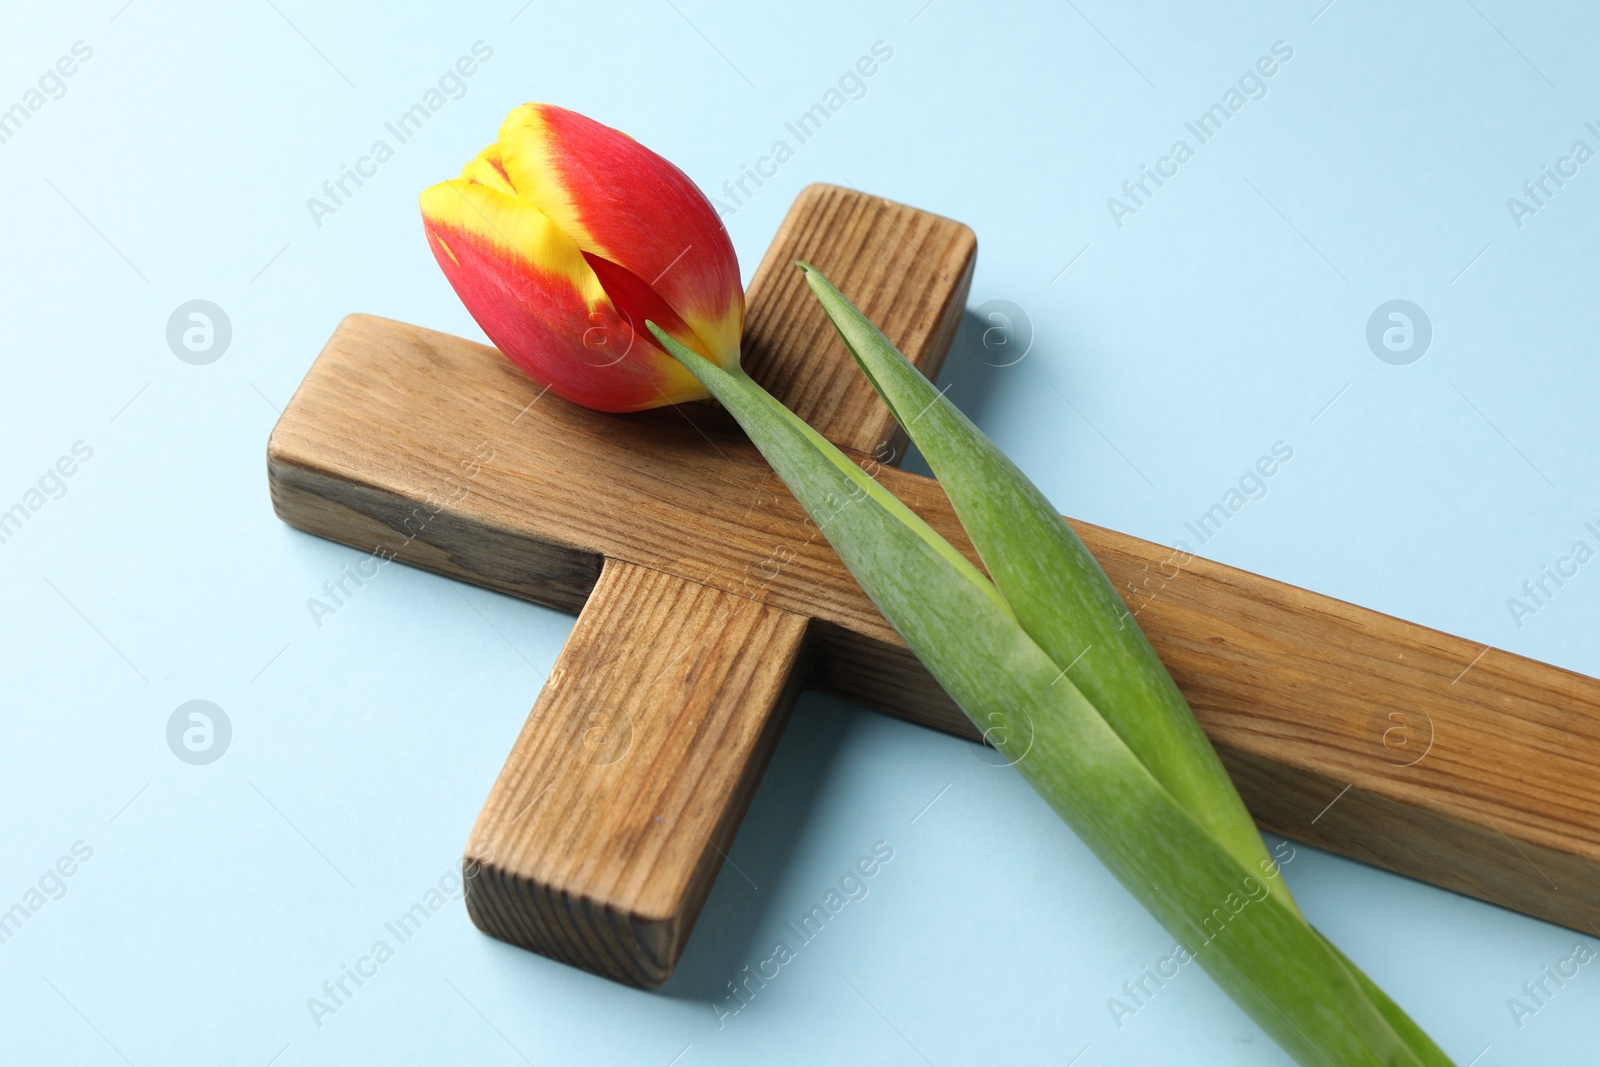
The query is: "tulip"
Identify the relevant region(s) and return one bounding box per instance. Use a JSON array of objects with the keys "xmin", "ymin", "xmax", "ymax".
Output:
[
  {"xmin": 422, "ymin": 103, "xmax": 1452, "ymax": 1065},
  {"xmin": 419, "ymin": 103, "xmax": 743, "ymax": 412}
]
